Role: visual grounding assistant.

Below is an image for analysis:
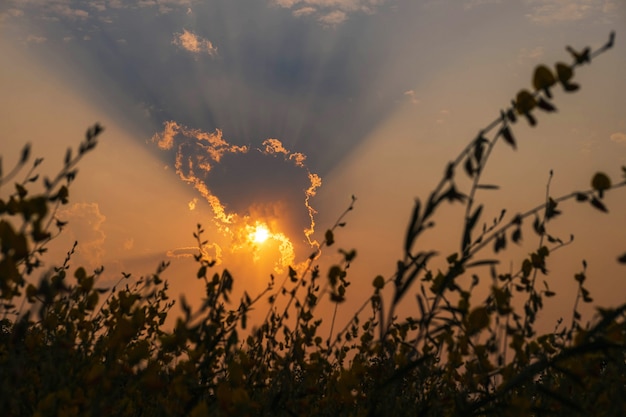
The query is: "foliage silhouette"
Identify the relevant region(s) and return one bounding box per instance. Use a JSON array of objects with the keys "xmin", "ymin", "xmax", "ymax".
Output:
[{"xmin": 1, "ymin": 33, "xmax": 625, "ymax": 417}]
